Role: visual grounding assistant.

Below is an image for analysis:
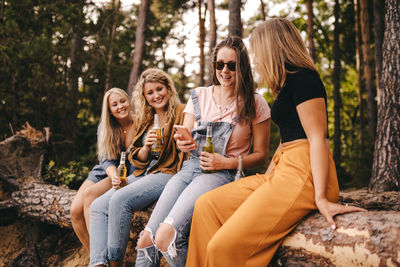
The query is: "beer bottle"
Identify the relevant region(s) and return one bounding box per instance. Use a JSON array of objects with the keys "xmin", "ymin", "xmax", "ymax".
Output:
[
  {"xmin": 202, "ymin": 126, "xmax": 214, "ymax": 173},
  {"xmin": 117, "ymin": 151, "xmax": 127, "ymax": 189},
  {"xmin": 151, "ymin": 114, "xmax": 163, "ymax": 157}
]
